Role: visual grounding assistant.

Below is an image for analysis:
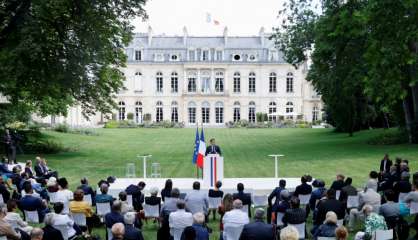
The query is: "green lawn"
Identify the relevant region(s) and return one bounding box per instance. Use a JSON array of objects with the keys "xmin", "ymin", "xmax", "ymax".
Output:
[{"xmin": 16, "ymin": 128, "xmax": 418, "ymax": 239}]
